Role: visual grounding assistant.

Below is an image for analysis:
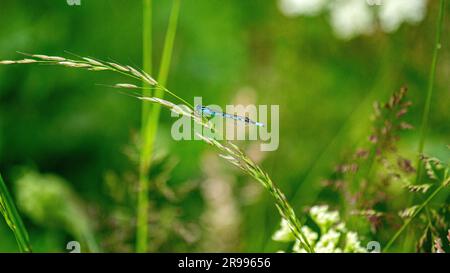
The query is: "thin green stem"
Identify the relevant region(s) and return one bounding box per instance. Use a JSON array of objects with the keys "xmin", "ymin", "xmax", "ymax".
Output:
[
  {"xmin": 384, "ymin": 182, "xmax": 447, "ymax": 252},
  {"xmin": 0, "ymin": 173, "xmax": 32, "ymax": 252},
  {"xmin": 416, "ymin": 0, "xmax": 446, "ymax": 182},
  {"xmin": 136, "ymin": 0, "xmax": 181, "ymax": 253},
  {"xmin": 156, "ymin": 0, "xmax": 181, "ymax": 89},
  {"xmin": 136, "ymin": 0, "xmax": 153, "ymax": 253},
  {"xmin": 142, "ymin": 0, "xmax": 153, "ymax": 114}
]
